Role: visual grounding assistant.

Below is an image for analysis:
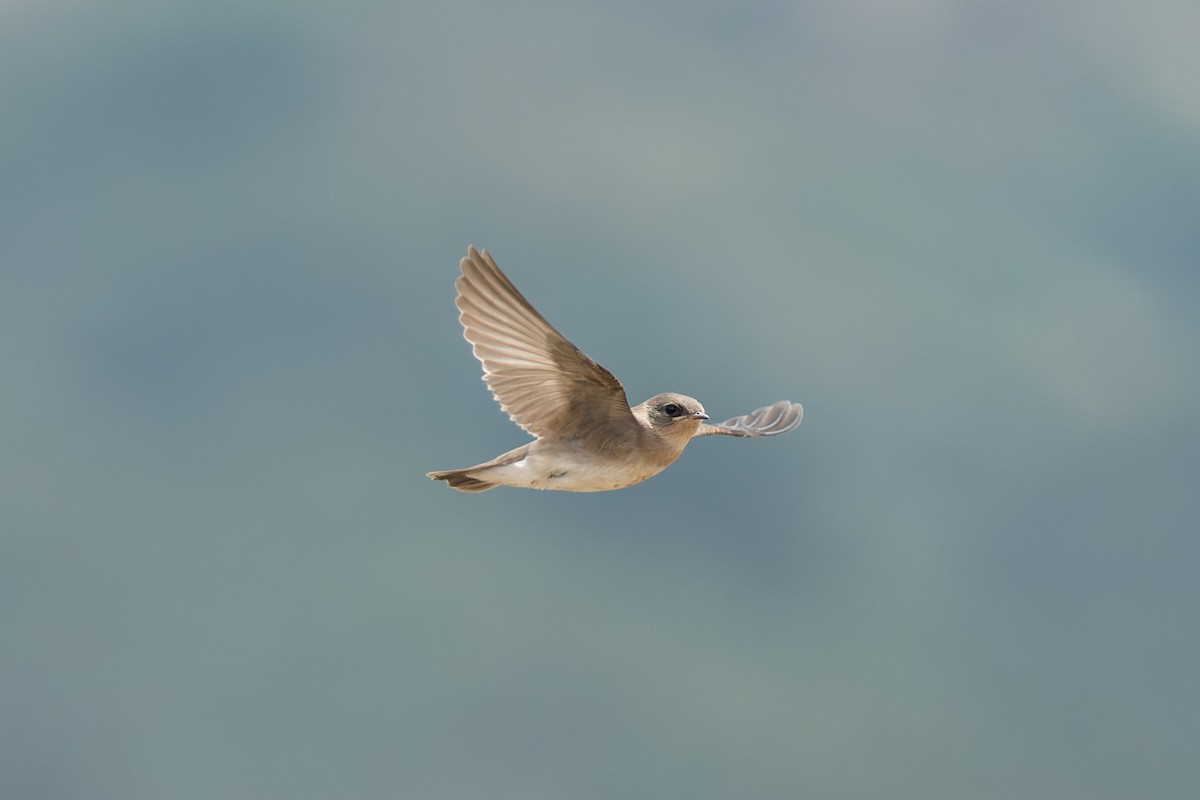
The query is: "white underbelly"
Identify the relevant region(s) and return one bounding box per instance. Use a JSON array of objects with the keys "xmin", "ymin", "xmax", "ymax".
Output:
[{"xmin": 486, "ymin": 450, "xmax": 659, "ymax": 492}]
